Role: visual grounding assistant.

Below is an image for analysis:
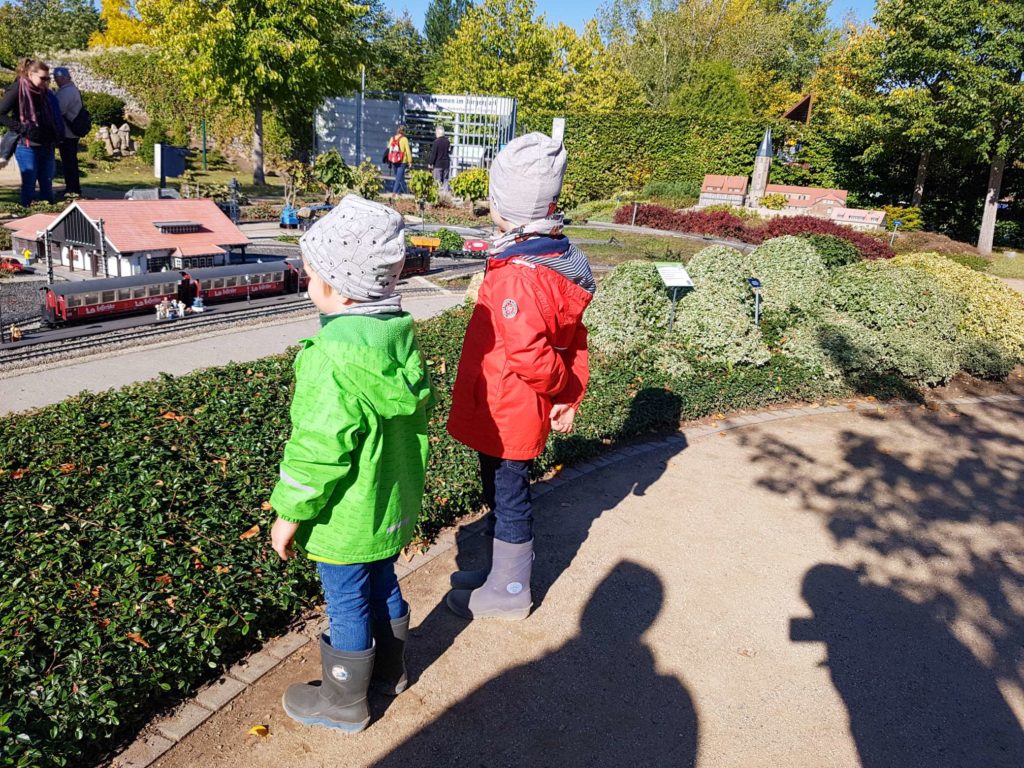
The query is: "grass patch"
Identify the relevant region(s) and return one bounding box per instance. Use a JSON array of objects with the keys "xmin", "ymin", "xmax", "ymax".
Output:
[
  {"xmin": 0, "ymin": 156, "xmax": 285, "ymax": 206},
  {"xmin": 565, "ymin": 226, "xmax": 705, "ymax": 265},
  {"xmin": 989, "ymin": 251, "xmax": 1024, "ymax": 280}
]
